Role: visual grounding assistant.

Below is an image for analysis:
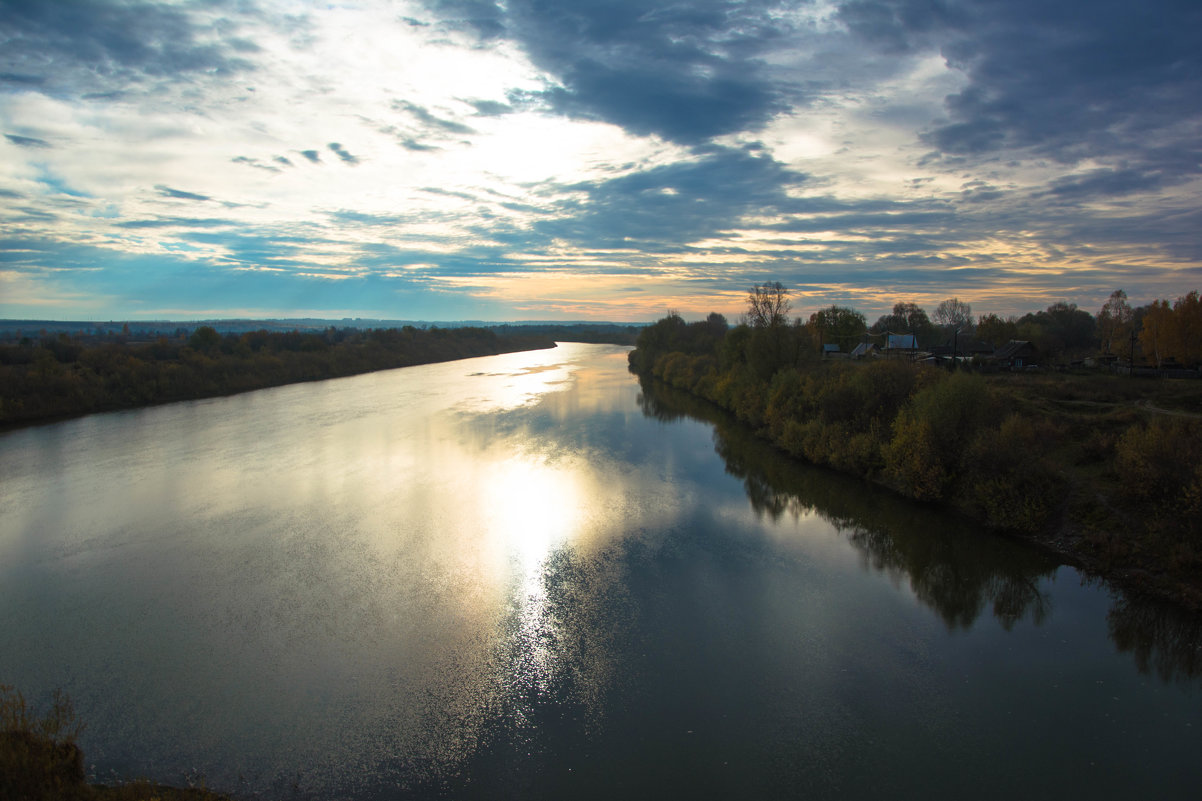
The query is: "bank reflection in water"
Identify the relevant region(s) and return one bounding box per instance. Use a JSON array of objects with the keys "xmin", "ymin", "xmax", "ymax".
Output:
[{"xmin": 636, "ymin": 374, "xmax": 1202, "ymax": 681}]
